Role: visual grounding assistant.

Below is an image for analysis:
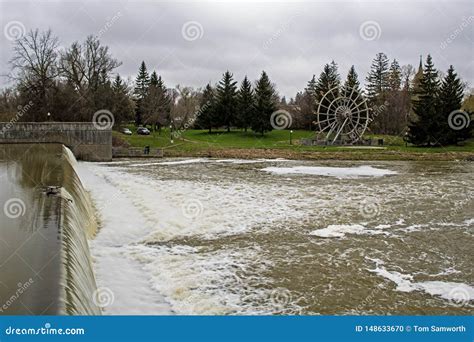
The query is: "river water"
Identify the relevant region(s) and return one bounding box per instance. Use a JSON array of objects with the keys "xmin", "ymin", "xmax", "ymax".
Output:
[{"xmin": 77, "ymin": 158, "xmax": 474, "ymax": 315}]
